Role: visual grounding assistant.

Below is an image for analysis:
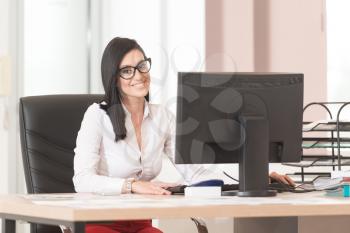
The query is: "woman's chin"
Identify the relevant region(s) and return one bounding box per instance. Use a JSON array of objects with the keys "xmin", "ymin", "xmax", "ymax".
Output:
[{"xmin": 128, "ymin": 90, "xmax": 149, "ymax": 99}]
